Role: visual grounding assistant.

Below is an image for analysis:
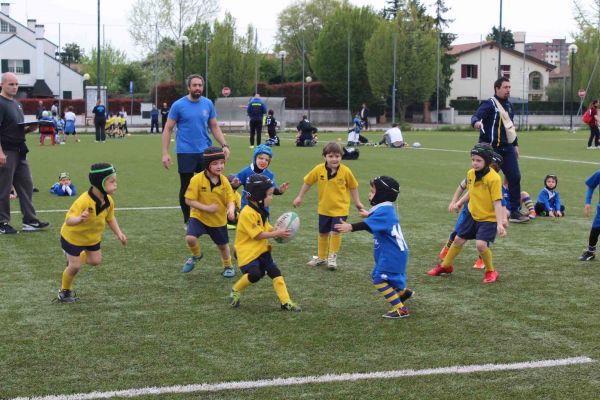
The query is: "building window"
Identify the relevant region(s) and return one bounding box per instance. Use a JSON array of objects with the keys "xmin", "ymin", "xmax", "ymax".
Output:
[
  {"xmin": 461, "ymin": 64, "xmax": 478, "ymax": 79},
  {"xmin": 0, "ymin": 19, "xmax": 16, "ymax": 33},
  {"xmin": 501, "ymin": 65, "xmax": 511, "ymax": 79},
  {"xmin": 63, "ymin": 91, "xmax": 72, "ymax": 100},
  {"xmin": 3, "ymin": 59, "xmax": 30, "ymax": 74},
  {"xmin": 530, "ymin": 71, "xmax": 542, "ymax": 91}
]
